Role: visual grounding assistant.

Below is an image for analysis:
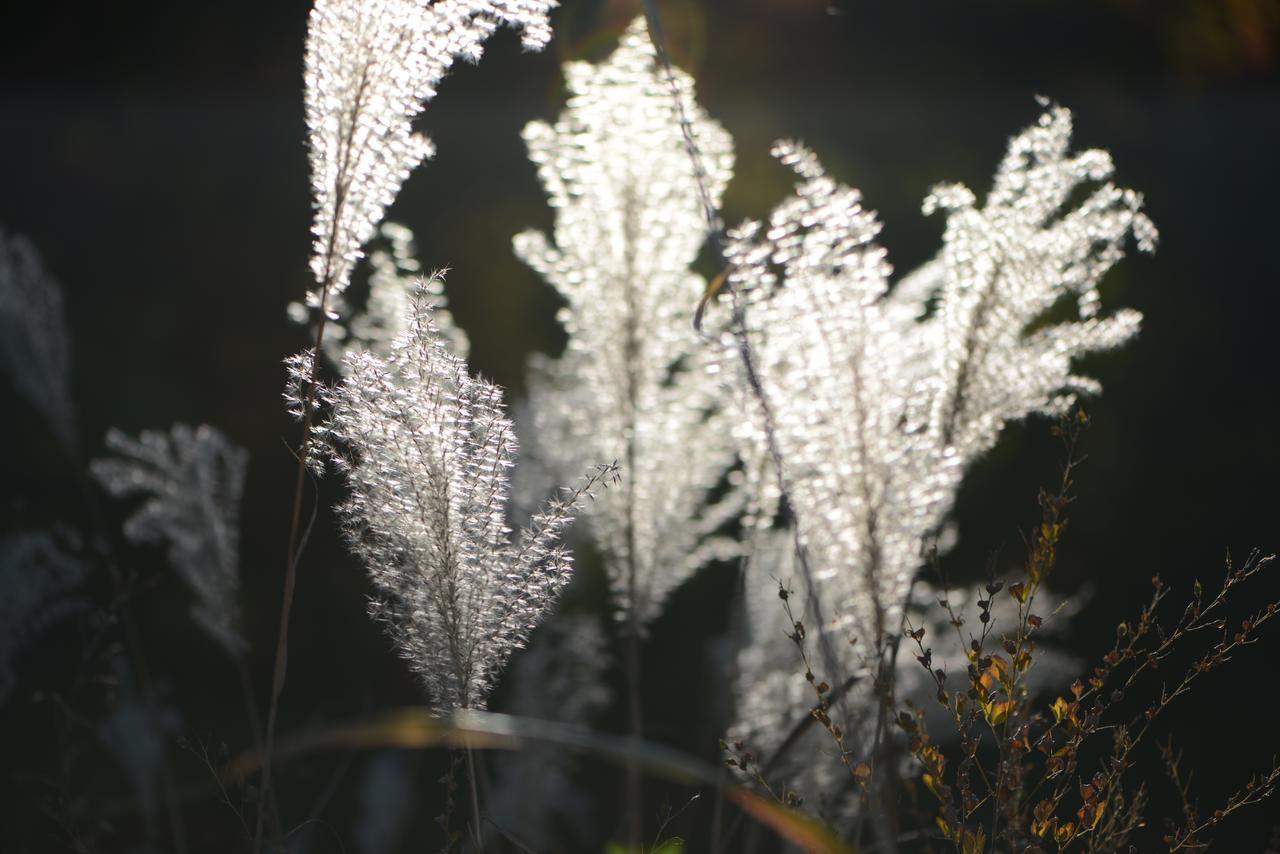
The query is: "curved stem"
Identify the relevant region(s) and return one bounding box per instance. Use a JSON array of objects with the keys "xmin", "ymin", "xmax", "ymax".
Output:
[{"xmin": 254, "ymin": 248, "xmax": 337, "ymax": 854}]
